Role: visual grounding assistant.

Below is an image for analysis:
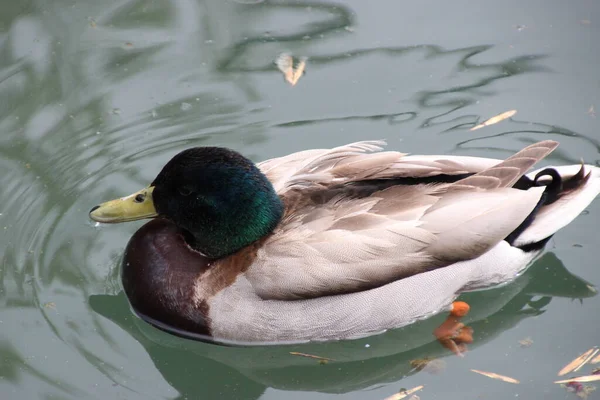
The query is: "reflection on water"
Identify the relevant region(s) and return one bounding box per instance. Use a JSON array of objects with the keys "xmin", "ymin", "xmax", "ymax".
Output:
[
  {"xmin": 89, "ymin": 253, "xmax": 595, "ymax": 399},
  {"xmin": 1, "ymin": 0, "xmax": 599, "ymax": 399}
]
